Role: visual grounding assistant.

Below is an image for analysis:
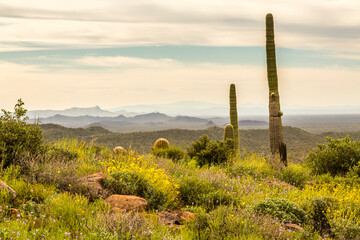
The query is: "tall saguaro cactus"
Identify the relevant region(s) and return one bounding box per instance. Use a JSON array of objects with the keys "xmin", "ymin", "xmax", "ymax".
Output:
[
  {"xmin": 266, "ymin": 13, "xmax": 287, "ymax": 166},
  {"xmin": 229, "ymin": 84, "xmax": 240, "ymax": 151}
]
